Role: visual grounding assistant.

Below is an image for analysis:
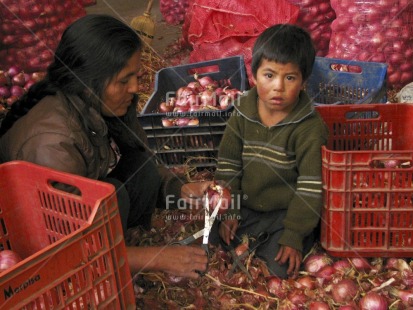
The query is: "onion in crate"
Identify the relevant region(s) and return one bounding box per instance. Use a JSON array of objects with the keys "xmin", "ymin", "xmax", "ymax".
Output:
[
  {"xmin": 0, "ymin": 250, "xmax": 22, "ymax": 272},
  {"xmin": 205, "ymin": 181, "xmax": 231, "ymax": 215}
]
